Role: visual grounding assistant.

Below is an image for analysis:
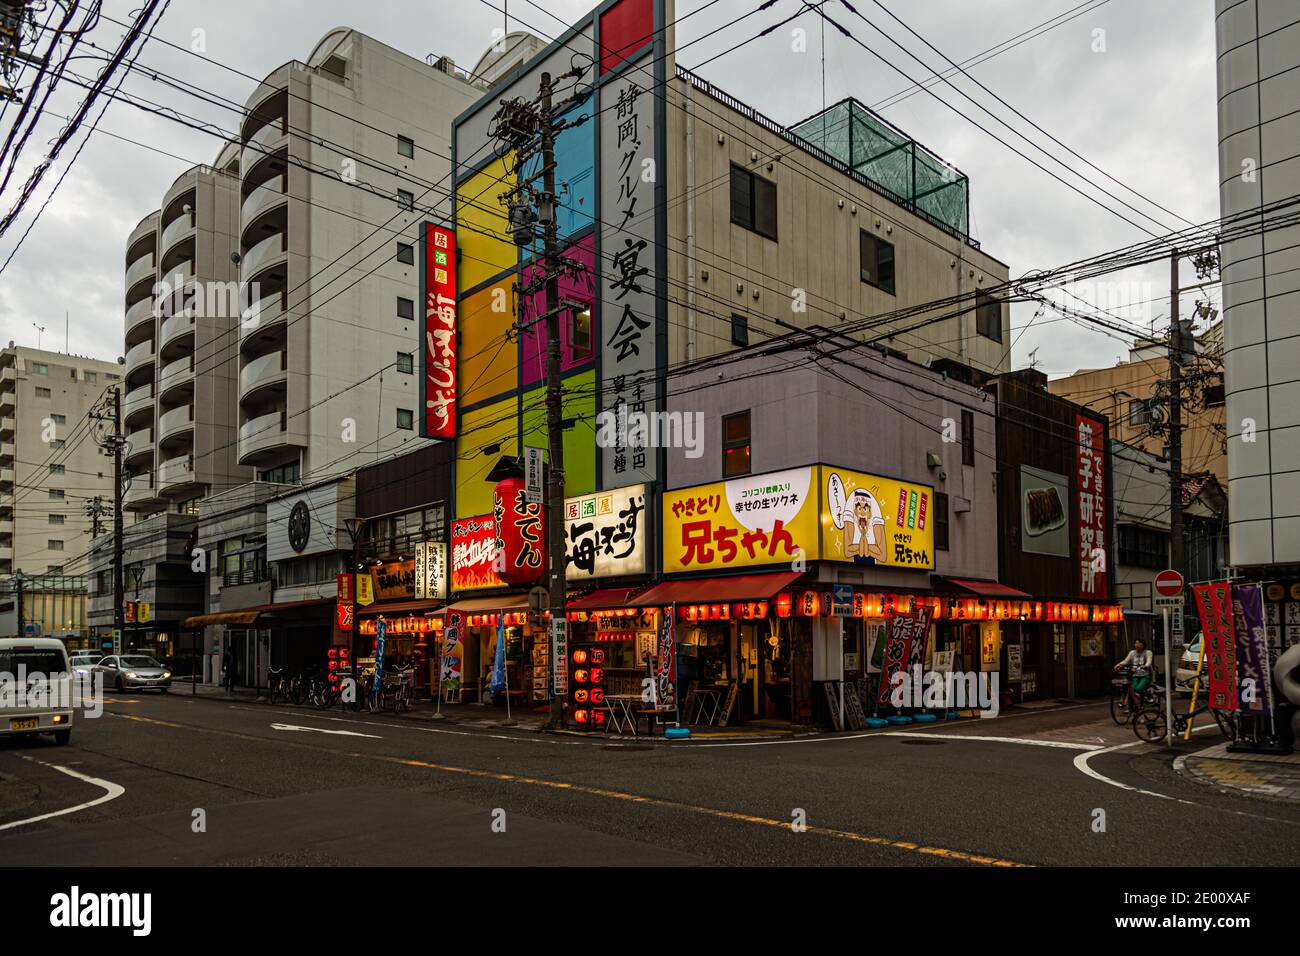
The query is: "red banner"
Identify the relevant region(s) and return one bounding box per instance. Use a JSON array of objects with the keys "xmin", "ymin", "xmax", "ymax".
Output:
[
  {"xmin": 1075, "ymin": 414, "xmax": 1108, "ymax": 599},
  {"xmin": 450, "ymin": 514, "xmax": 504, "ymax": 591},
  {"xmin": 1191, "ymin": 582, "xmax": 1238, "ymax": 710},
  {"xmin": 422, "ymin": 223, "xmax": 457, "ymax": 439},
  {"xmin": 876, "ymin": 605, "xmax": 934, "ymax": 707}
]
